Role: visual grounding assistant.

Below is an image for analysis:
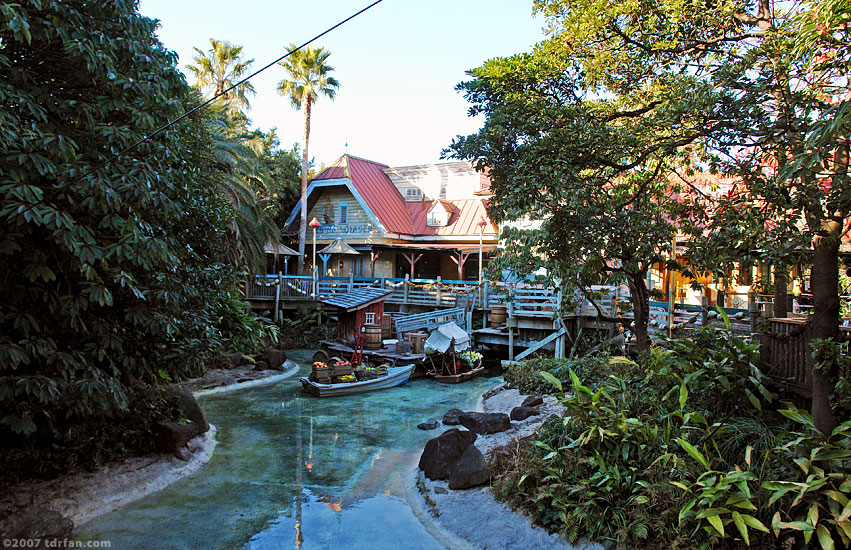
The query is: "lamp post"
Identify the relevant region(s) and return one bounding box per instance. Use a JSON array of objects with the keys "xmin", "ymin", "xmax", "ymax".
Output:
[
  {"xmin": 477, "ymin": 217, "xmax": 488, "ymax": 285},
  {"xmin": 309, "ymin": 217, "xmax": 320, "ymax": 297}
]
